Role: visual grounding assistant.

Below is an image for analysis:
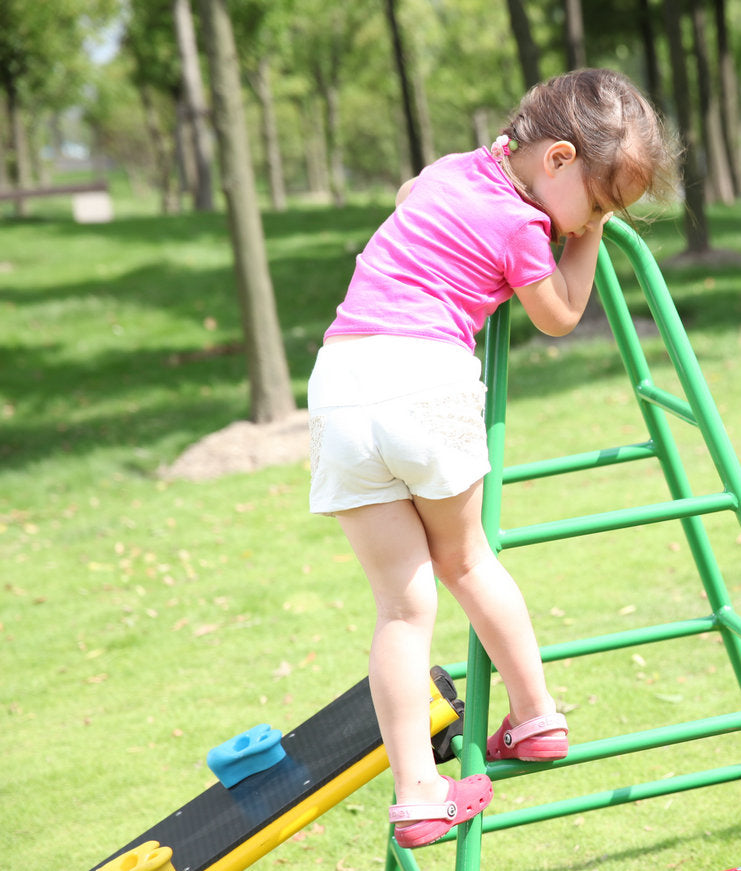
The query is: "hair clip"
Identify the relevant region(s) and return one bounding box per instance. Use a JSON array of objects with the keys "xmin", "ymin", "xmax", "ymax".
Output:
[{"xmin": 492, "ymin": 134, "xmax": 519, "ymax": 159}]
